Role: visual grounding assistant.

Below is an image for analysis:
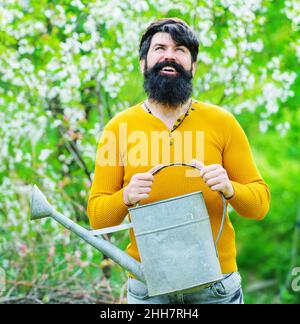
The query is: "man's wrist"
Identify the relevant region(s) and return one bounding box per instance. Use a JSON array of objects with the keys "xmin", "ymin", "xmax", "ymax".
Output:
[
  {"xmin": 224, "ymin": 184, "xmax": 235, "ymax": 199},
  {"xmin": 224, "ymin": 192, "xmax": 234, "ymax": 199},
  {"xmin": 123, "ymin": 189, "xmax": 134, "ymax": 206}
]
